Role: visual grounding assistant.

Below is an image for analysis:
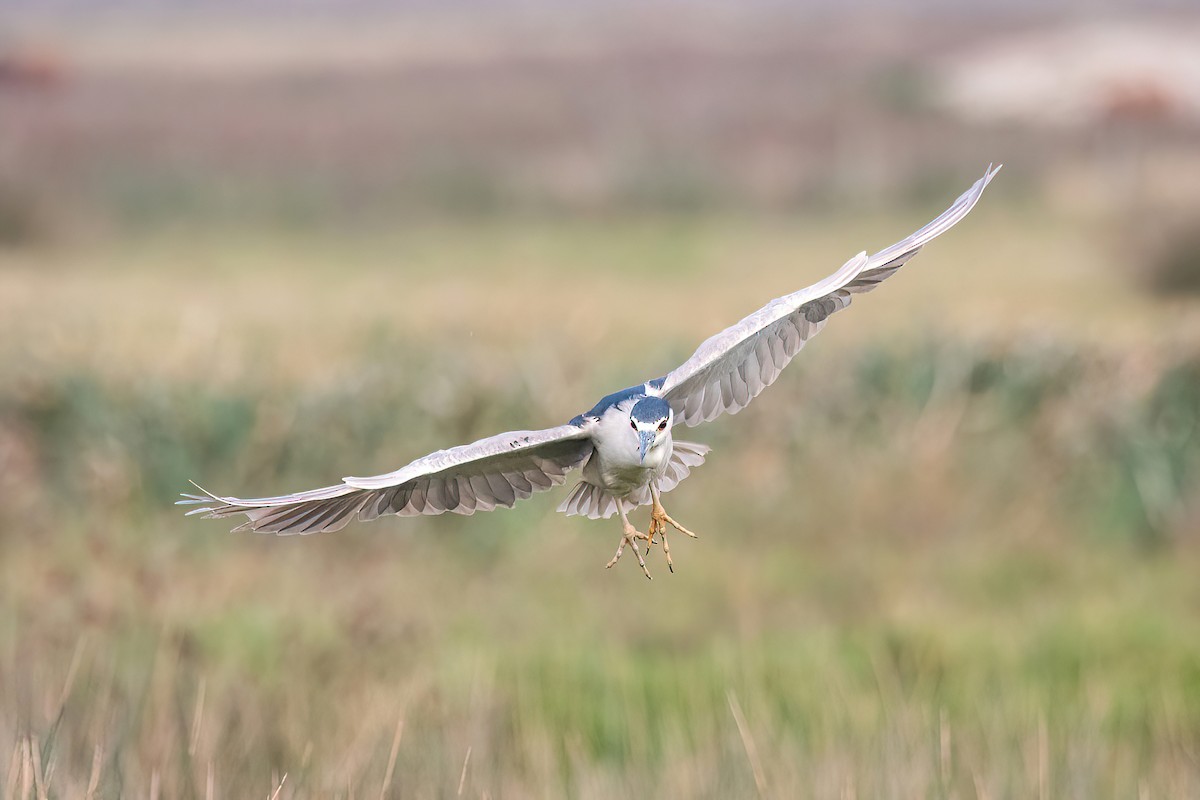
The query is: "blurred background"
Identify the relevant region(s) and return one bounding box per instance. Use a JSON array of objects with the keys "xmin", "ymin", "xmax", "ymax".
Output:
[{"xmin": 2, "ymin": 1, "xmax": 1199, "ymax": 797}]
